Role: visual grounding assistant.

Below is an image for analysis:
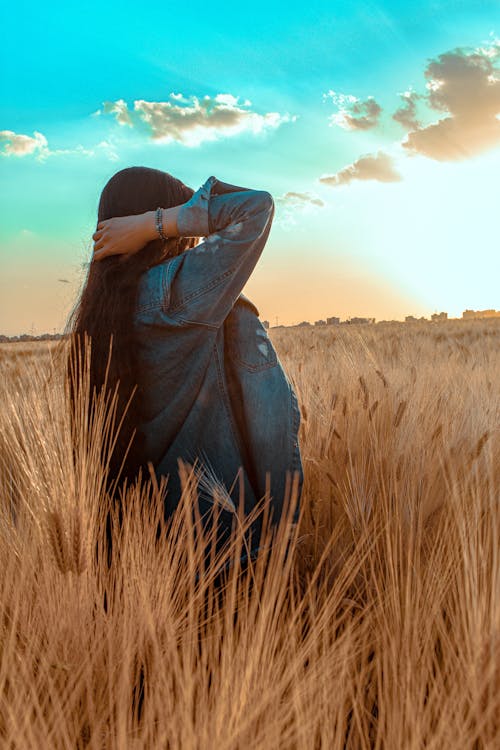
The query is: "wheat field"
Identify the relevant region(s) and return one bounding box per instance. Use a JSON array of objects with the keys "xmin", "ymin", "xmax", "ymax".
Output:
[{"xmin": 0, "ymin": 319, "xmax": 498, "ymax": 749}]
